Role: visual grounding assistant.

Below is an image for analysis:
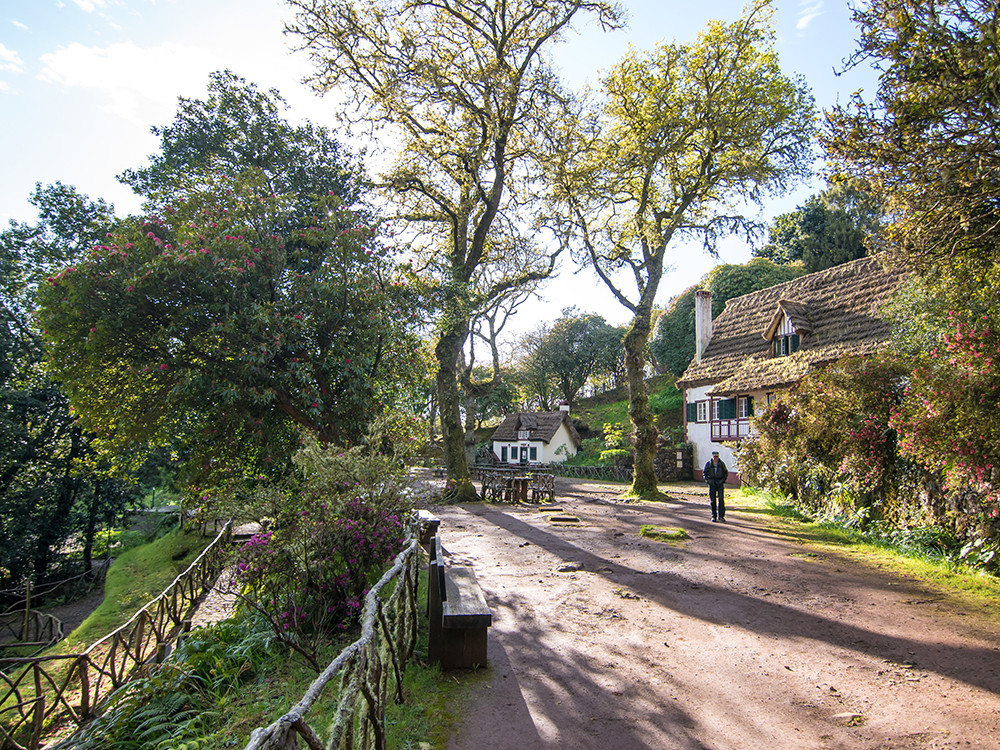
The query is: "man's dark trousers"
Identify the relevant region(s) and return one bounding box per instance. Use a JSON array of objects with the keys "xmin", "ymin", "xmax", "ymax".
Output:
[{"xmin": 709, "ymin": 482, "xmax": 725, "ymax": 520}]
